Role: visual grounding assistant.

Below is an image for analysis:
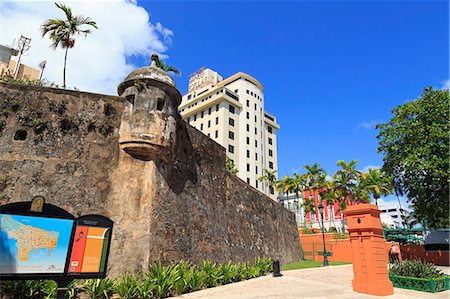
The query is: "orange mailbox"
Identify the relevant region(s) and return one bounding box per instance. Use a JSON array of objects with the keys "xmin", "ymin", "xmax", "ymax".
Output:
[{"xmin": 344, "ymin": 204, "xmax": 393, "ymax": 296}]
